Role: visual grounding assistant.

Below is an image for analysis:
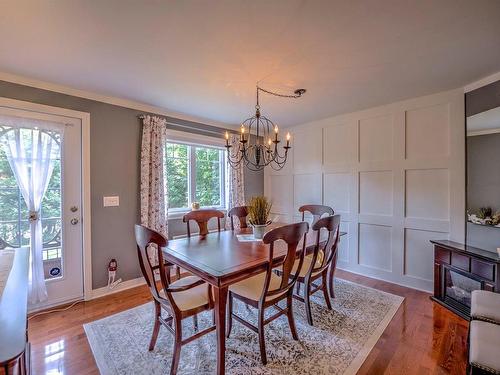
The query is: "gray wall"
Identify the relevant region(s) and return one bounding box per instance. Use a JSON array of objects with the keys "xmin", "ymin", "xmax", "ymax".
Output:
[
  {"xmin": 466, "ymin": 133, "xmax": 500, "ymax": 252},
  {"xmin": 0, "ymin": 80, "xmax": 263, "ymax": 289}
]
